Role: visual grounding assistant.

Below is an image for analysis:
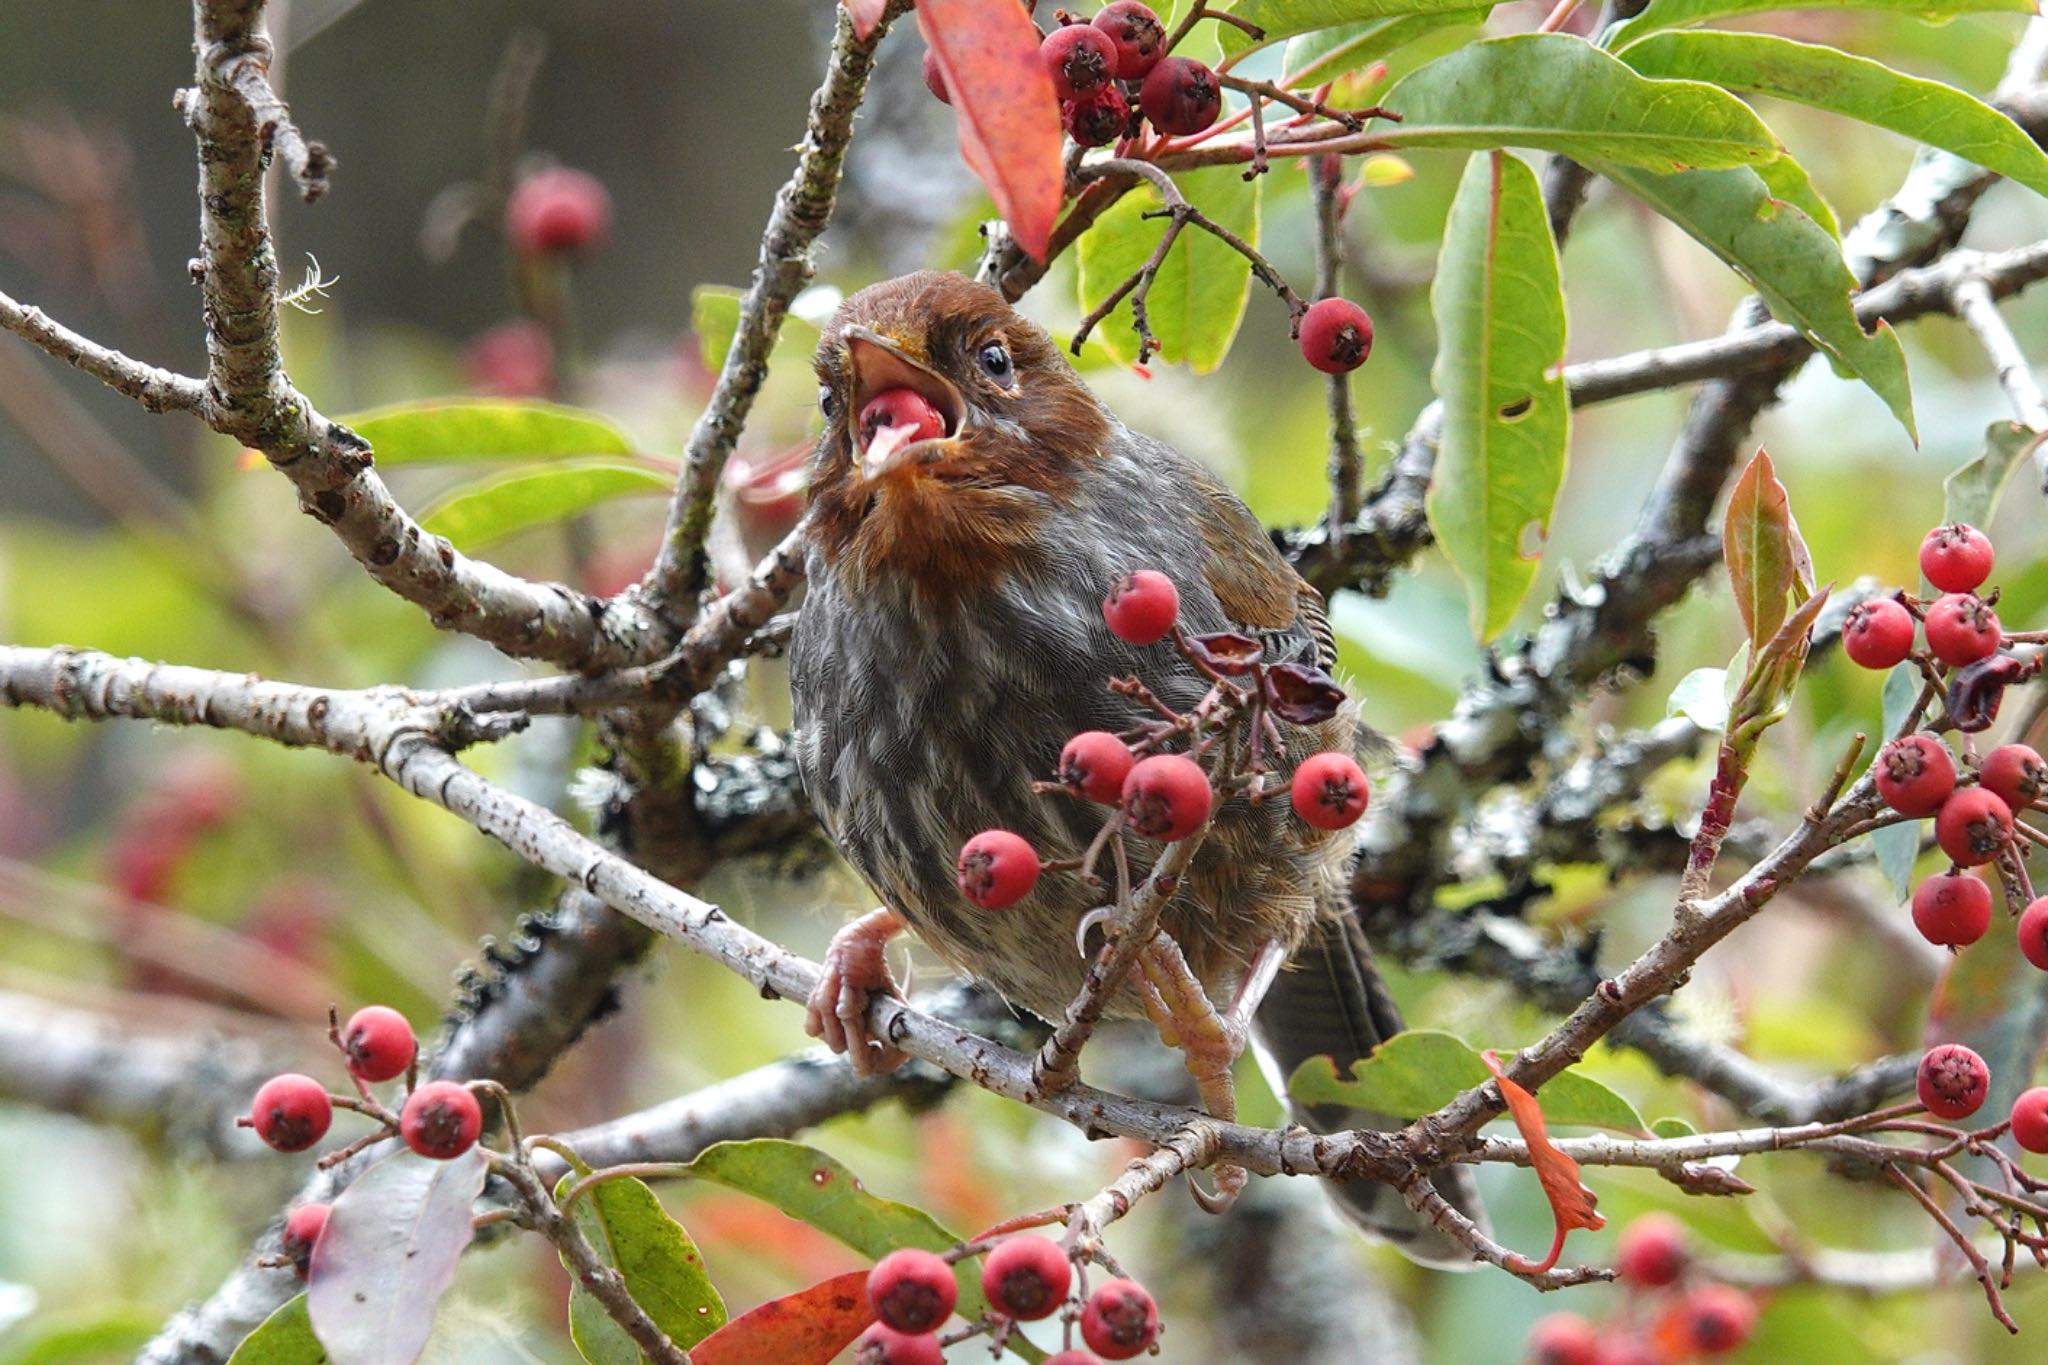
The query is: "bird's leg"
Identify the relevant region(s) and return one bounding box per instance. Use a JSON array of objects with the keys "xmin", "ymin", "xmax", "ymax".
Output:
[{"xmin": 805, "ymin": 906, "xmax": 909, "ymax": 1077}]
